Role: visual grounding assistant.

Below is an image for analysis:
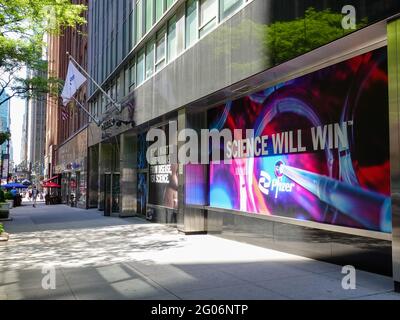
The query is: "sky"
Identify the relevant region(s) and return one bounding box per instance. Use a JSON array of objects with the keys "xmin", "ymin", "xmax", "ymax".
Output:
[
  {"xmin": 10, "ymin": 95, "xmax": 25, "ymax": 165},
  {"xmin": 9, "ymin": 66, "xmax": 27, "ymax": 166},
  {"xmin": 8, "ymin": 32, "xmax": 48, "ymax": 167}
]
